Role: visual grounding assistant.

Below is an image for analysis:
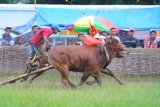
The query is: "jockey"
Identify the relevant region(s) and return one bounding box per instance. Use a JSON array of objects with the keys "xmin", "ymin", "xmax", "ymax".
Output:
[{"xmin": 26, "ymin": 24, "xmax": 61, "ymax": 68}]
